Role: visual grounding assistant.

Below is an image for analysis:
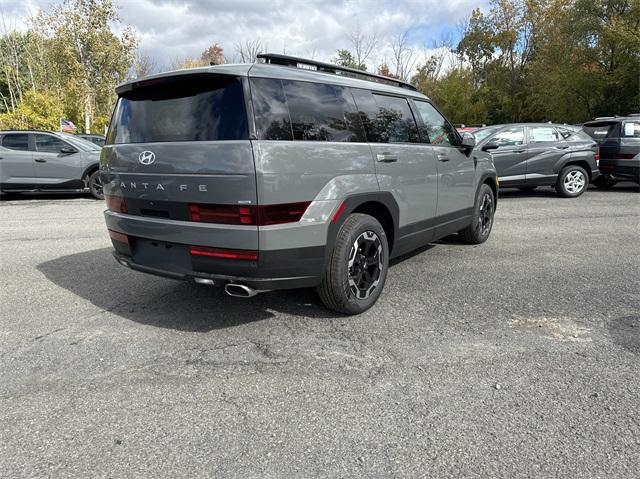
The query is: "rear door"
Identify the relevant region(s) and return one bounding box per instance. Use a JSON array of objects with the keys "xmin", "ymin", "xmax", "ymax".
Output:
[
  {"xmin": 483, "ymin": 126, "xmax": 527, "ymax": 184},
  {"xmin": 351, "ymin": 89, "xmax": 438, "ymax": 229},
  {"xmin": 33, "ymin": 133, "xmax": 84, "ymax": 184},
  {"xmin": 525, "ymin": 125, "xmax": 568, "ymax": 184},
  {"xmin": 0, "ymin": 133, "xmax": 35, "ymax": 185},
  {"xmin": 412, "ymin": 100, "xmax": 475, "ymax": 219}
]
